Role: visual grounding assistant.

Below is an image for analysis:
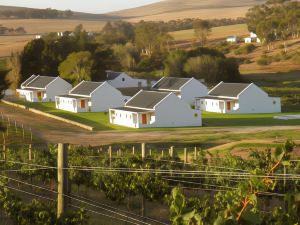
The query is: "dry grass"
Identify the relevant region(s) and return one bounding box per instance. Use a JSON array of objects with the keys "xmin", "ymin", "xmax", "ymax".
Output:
[
  {"xmin": 170, "ymin": 24, "xmax": 248, "ymax": 41},
  {"xmin": 110, "ymin": 0, "xmax": 265, "ymax": 22},
  {"xmin": 0, "ymin": 19, "xmax": 106, "ymax": 33},
  {"xmin": 0, "ymin": 19, "xmax": 106, "ymax": 57}
]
